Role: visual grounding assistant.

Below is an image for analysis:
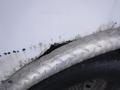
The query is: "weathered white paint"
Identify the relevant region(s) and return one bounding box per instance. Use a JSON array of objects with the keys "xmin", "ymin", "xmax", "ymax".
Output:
[{"xmin": 0, "ymin": 0, "xmax": 120, "ymax": 52}]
